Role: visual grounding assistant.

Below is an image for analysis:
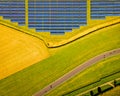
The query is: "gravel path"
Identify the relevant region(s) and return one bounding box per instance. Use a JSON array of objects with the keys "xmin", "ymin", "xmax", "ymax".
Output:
[{"xmin": 33, "ymin": 48, "xmax": 120, "ymax": 96}]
